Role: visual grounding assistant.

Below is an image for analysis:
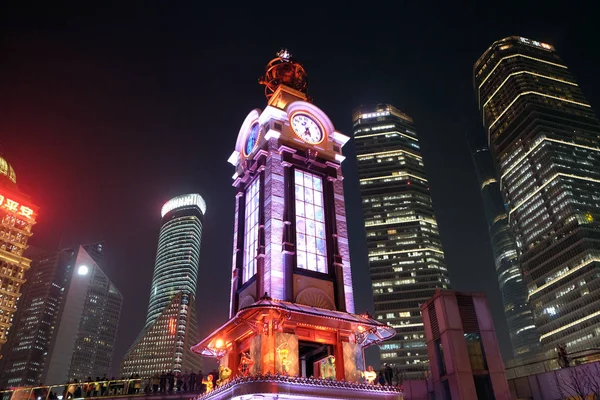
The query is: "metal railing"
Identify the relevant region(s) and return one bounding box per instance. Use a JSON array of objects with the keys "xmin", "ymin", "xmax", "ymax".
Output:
[
  {"xmin": 0, "ymin": 379, "xmax": 145, "ymax": 400},
  {"xmin": 505, "ymin": 348, "xmax": 600, "ymax": 379}
]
